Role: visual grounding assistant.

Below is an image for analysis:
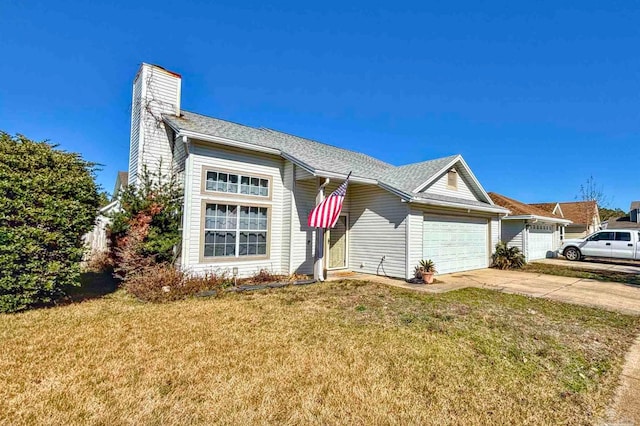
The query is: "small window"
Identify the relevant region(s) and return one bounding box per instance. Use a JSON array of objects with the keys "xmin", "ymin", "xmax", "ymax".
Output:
[
  {"xmin": 615, "ymin": 232, "xmax": 631, "ymax": 242},
  {"xmin": 206, "ymin": 170, "xmax": 269, "ymax": 197},
  {"xmin": 447, "ymin": 169, "xmax": 457, "ymax": 189}
]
